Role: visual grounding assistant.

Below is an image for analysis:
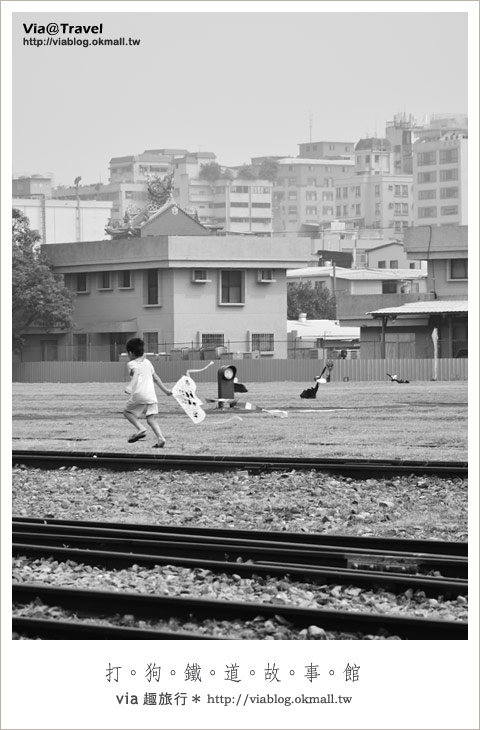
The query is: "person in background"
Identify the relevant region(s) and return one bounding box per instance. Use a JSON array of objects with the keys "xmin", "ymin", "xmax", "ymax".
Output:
[{"xmin": 123, "ymin": 337, "xmax": 173, "ymax": 448}]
